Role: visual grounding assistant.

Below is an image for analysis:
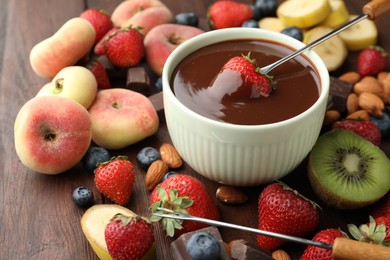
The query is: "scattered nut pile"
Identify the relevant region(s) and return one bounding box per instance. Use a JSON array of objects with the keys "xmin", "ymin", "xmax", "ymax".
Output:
[{"xmin": 325, "ymin": 71, "xmax": 390, "ymax": 126}]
